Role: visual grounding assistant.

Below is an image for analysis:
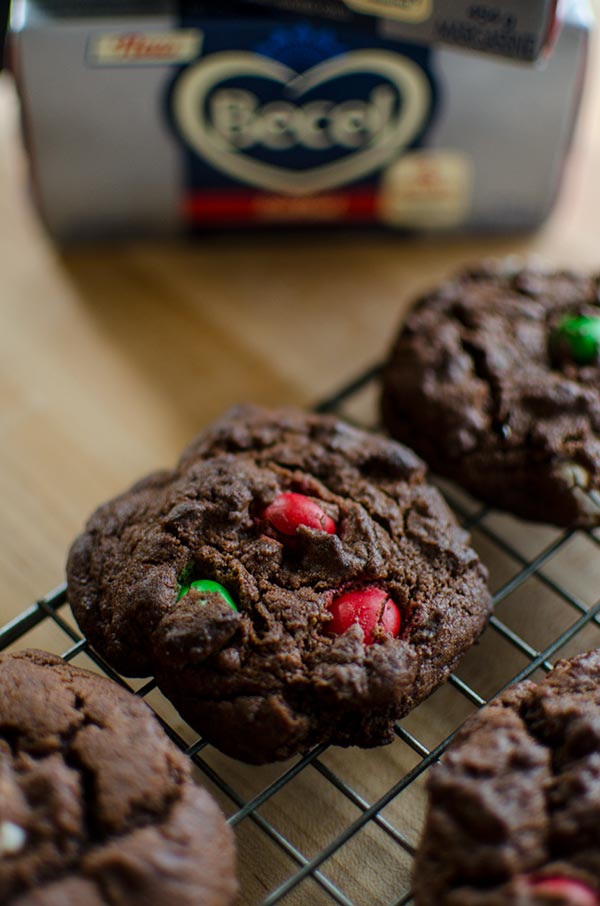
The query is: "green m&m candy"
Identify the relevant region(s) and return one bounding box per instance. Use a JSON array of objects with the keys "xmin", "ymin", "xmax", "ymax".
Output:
[
  {"xmin": 177, "ymin": 579, "xmax": 238, "ymax": 611},
  {"xmin": 551, "ymin": 314, "xmax": 600, "ymax": 364}
]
